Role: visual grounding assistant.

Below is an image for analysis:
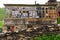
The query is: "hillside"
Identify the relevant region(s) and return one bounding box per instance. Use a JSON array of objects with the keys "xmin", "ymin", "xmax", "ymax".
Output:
[{"xmin": 0, "ymin": 8, "xmax": 4, "ymax": 20}]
